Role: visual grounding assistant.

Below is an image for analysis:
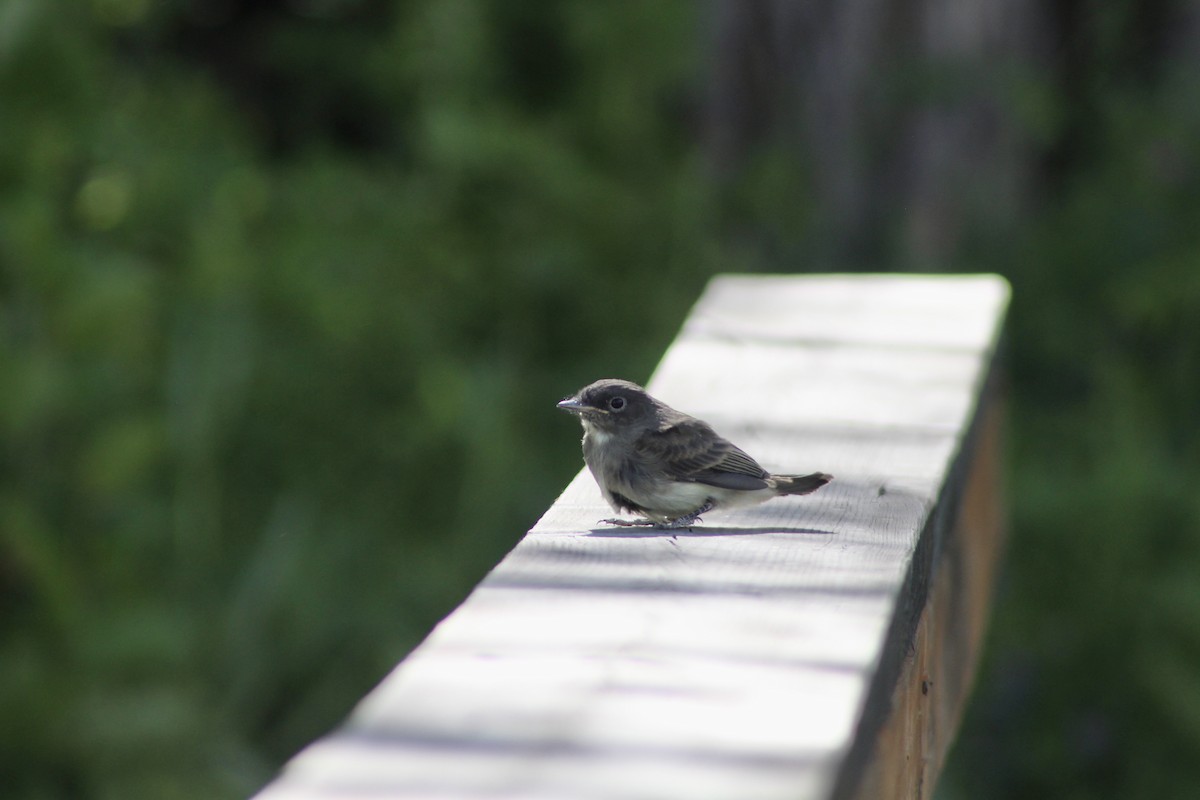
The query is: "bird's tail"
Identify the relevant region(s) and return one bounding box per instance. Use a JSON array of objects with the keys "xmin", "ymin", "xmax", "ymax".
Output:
[{"xmin": 772, "ymin": 472, "xmax": 833, "ymax": 496}]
